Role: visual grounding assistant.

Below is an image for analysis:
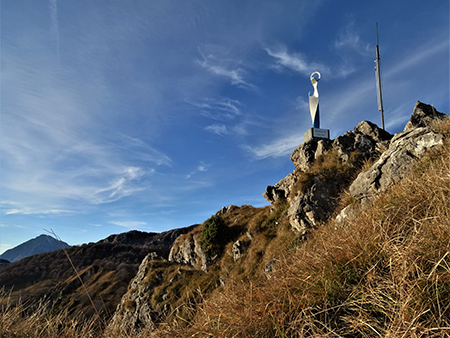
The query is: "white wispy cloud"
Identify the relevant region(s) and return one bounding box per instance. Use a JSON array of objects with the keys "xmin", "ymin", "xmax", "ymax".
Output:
[
  {"xmin": 117, "ymin": 134, "xmax": 173, "ymax": 167},
  {"xmin": 109, "ymin": 220, "xmax": 147, "ymax": 229},
  {"xmin": 334, "ymin": 21, "xmax": 371, "ymax": 56},
  {"xmin": 49, "ymin": 0, "xmax": 60, "ymax": 58},
  {"xmin": 186, "ymin": 161, "xmax": 210, "ymax": 179},
  {"xmin": 205, "ymin": 124, "xmax": 228, "ymax": 136},
  {"xmin": 187, "ymin": 97, "xmax": 243, "ymax": 120},
  {"xmin": 265, "ymin": 46, "xmax": 330, "ymax": 77},
  {"xmin": 5, "ymin": 208, "xmax": 74, "ymax": 216},
  {"xmin": 243, "ymin": 134, "xmax": 302, "ymax": 159},
  {"xmin": 91, "ymin": 167, "xmax": 147, "ymax": 204},
  {"xmin": 197, "ymin": 50, "xmax": 256, "ymax": 89}
]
